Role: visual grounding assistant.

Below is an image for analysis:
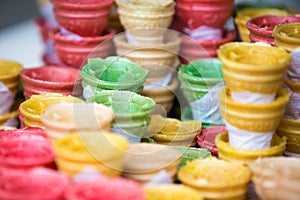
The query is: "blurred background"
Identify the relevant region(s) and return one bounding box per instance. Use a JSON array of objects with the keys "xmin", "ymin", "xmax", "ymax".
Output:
[{"xmin": 0, "ymin": 0, "xmax": 300, "ymax": 68}]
